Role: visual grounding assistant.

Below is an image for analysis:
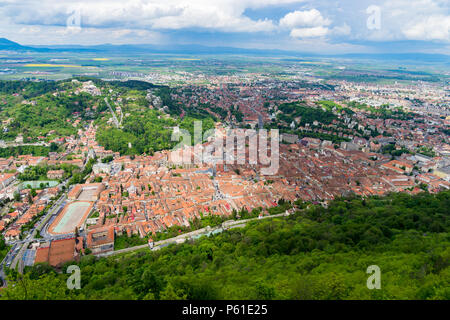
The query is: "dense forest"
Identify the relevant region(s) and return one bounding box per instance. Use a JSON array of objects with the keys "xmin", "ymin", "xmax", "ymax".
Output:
[
  {"xmin": 346, "ymin": 101, "xmax": 415, "ymax": 120},
  {"xmin": 1, "ymin": 190, "xmax": 448, "ymax": 300},
  {"xmin": 73, "ymin": 77, "xmax": 161, "ymax": 92},
  {"xmin": 0, "ymin": 78, "xmax": 217, "ymax": 153},
  {"xmin": 296, "ymin": 131, "xmax": 350, "ymax": 144},
  {"xmin": 277, "ymin": 101, "xmax": 337, "ymax": 126},
  {"xmin": 0, "ymin": 146, "xmax": 50, "ymax": 158},
  {"xmin": 316, "ymin": 100, "xmax": 354, "ymax": 115},
  {"xmin": 0, "ymin": 80, "xmax": 59, "ymax": 99},
  {"xmin": 17, "ymin": 163, "xmax": 80, "ymax": 181},
  {"xmin": 0, "ymin": 79, "xmax": 105, "ymax": 141},
  {"xmin": 0, "ymin": 79, "xmax": 161, "ymax": 143},
  {"xmin": 96, "ymin": 108, "xmax": 215, "ymax": 155}
]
